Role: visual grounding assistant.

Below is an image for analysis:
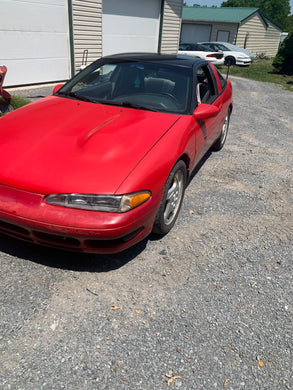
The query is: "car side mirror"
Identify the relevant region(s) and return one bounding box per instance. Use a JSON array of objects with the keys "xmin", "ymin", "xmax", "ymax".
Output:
[
  {"xmin": 53, "ymin": 83, "xmax": 64, "ymax": 94},
  {"xmin": 193, "ymin": 103, "xmax": 220, "ymax": 120}
]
